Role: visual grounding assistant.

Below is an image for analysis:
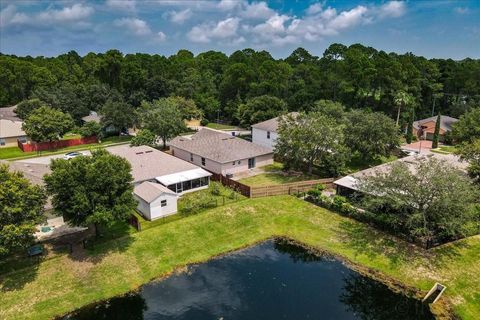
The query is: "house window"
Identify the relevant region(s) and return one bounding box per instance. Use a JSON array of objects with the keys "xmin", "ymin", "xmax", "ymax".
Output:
[
  {"xmin": 161, "ymin": 200, "xmax": 167, "ymax": 207},
  {"xmin": 248, "ymin": 157, "xmax": 255, "ymax": 169},
  {"xmin": 232, "ymin": 161, "xmax": 235, "ymax": 166},
  {"xmin": 267, "ymin": 131, "xmax": 270, "ymax": 139},
  {"xmin": 201, "ymin": 157, "xmax": 206, "ymax": 166},
  {"xmin": 190, "ymin": 153, "xmax": 194, "ymax": 162},
  {"xmin": 0, "ymin": 138, "xmax": 5, "ymax": 146},
  {"xmin": 238, "ymin": 161, "xmax": 241, "ymax": 165}
]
